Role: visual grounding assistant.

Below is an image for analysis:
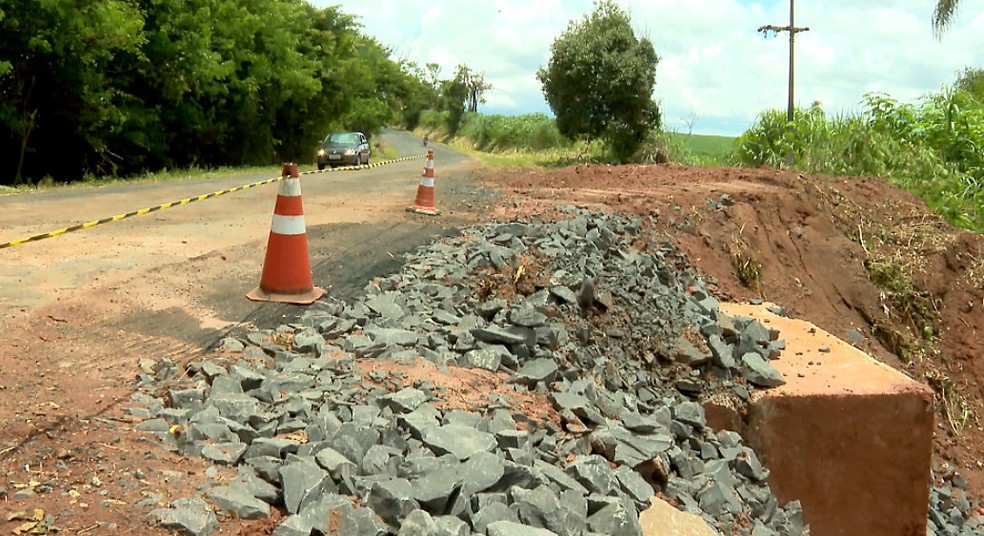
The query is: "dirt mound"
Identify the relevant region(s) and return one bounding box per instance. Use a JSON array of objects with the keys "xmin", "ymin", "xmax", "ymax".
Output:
[{"xmin": 483, "ymin": 162, "xmax": 984, "ymax": 501}]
